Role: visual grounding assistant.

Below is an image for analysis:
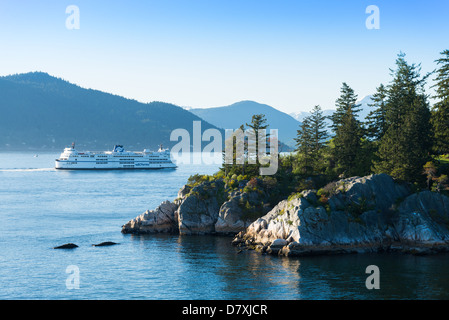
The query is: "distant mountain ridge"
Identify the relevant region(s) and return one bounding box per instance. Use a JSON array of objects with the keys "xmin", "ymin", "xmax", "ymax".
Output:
[
  {"xmin": 290, "ymin": 95, "xmax": 374, "ymax": 123},
  {"xmin": 2, "ymin": 72, "xmax": 377, "ymax": 152},
  {"xmin": 0, "ymin": 72, "xmax": 222, "ymax": 151},
  {"xmin": 190, "ymin": 101, "xmax": 301, "ymax": 149}
]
